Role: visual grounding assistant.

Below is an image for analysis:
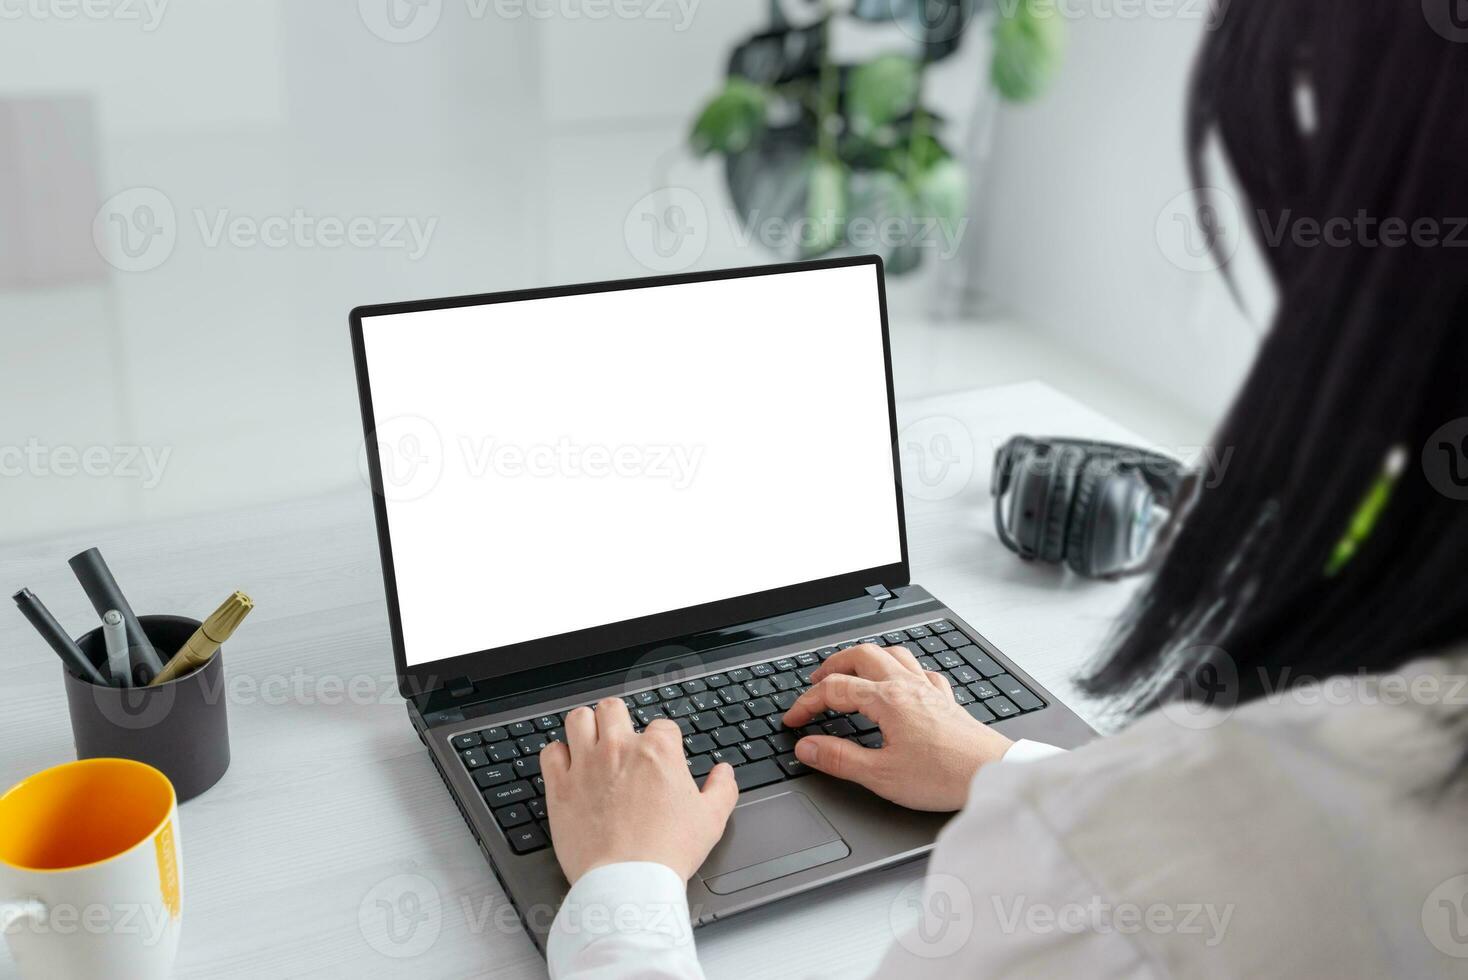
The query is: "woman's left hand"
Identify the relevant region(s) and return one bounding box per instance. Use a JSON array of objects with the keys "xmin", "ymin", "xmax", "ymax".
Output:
[{"xmin": 541, "ymin": 697, "xmax": 740, "ymax": 885}]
